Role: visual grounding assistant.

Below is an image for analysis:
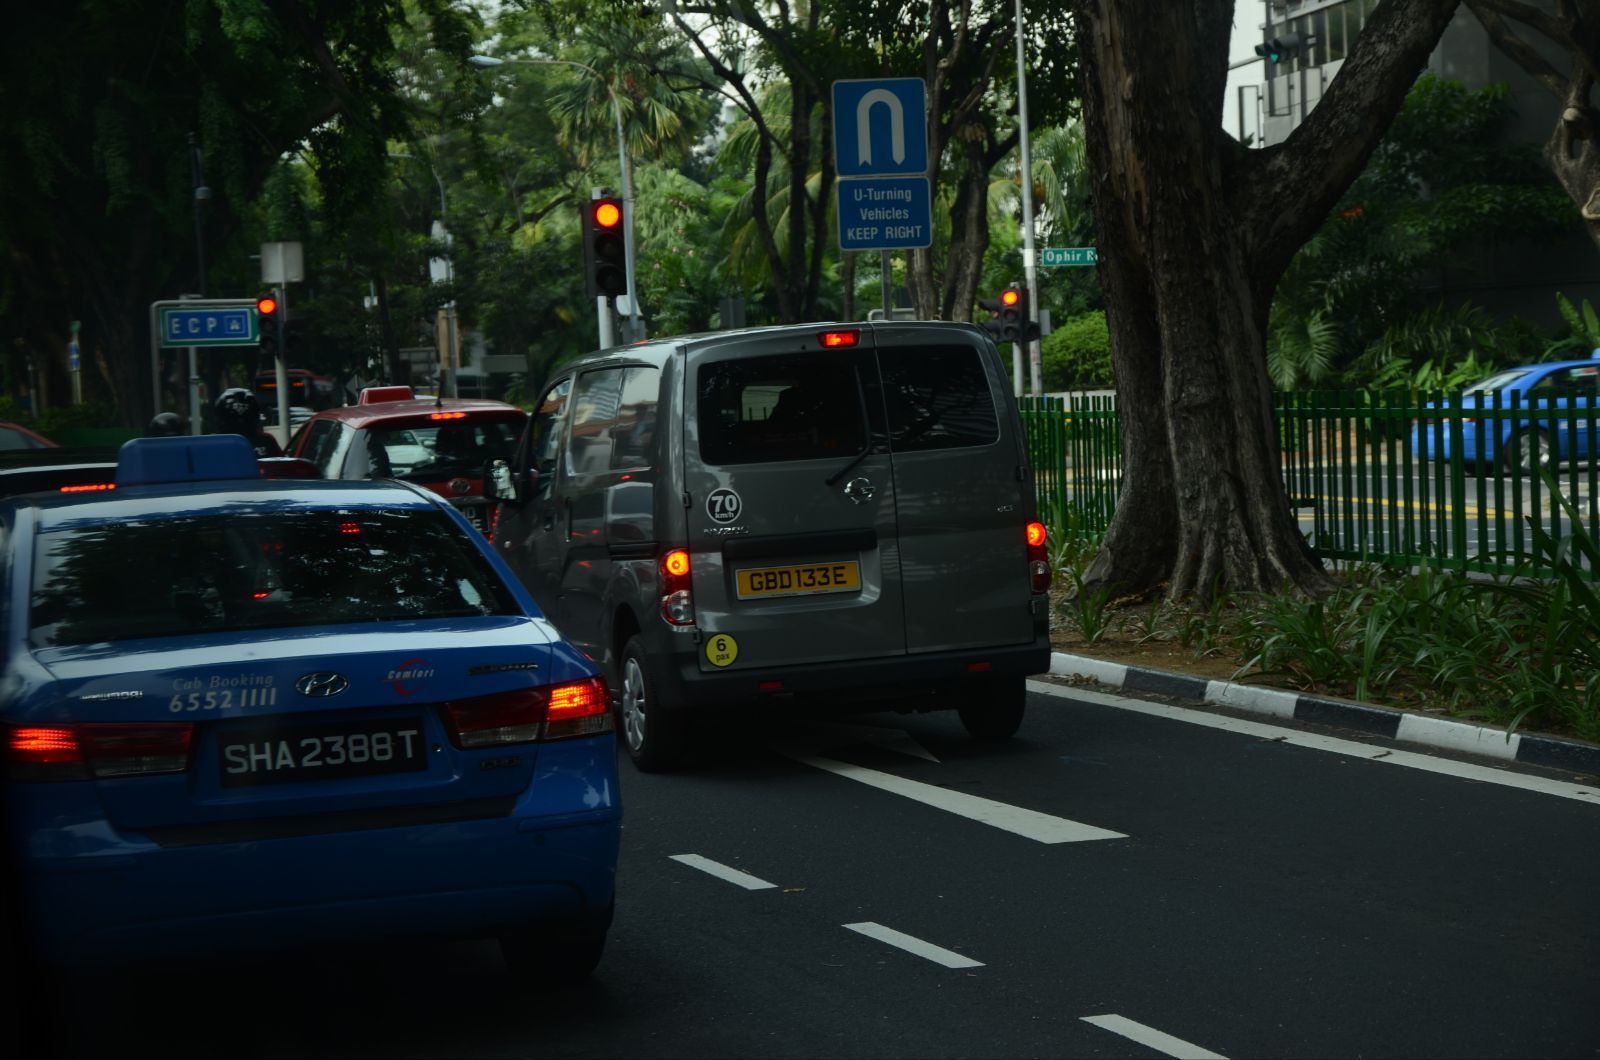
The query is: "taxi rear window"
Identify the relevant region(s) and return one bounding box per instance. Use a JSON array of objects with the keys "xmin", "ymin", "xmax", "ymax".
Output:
[{"xmin": 29, "ymin": 508, "xmax": 518, "ymax": 647}]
